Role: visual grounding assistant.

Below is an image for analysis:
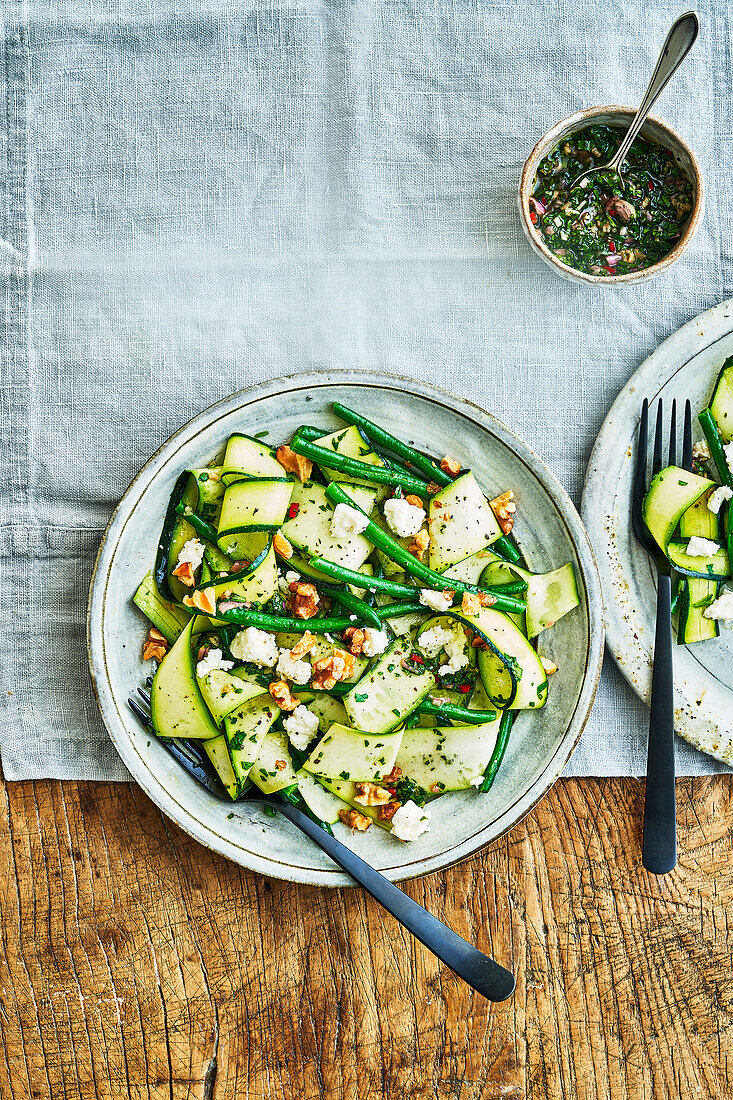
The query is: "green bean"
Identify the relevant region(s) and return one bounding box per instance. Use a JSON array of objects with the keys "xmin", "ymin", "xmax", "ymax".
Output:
[
  {"xmin": 417, "ymin": 701, "xmax": 497, "ymax": 724},
  {"xmin": 311, "ymin": 555, "xmax": 526, "ymax": 613},
  {"xmin": 487, "ymin": 580, "xmax": 527, "ymax": 595},
  {"xmin": 480, "ymin": 711, "xmax": 514, "ymax": 792},
  {"xmin": 331, "ymin": 402, "xmax": 451, "ymax": 486},
  {"xmin": 323, "ymin": 484, "xmax": 528, "ymax": 611},
  {"xmin": 699, "ymin": 408, "xmax": 733, "ymax": 488},
  {"xmin": 175, "ymin": 502, "xmax": 220, "ymax": 544},
  {"xmin": 290, "ymin": 430, "xmax": 429, "ymax": 494},
  {"xmin": 309, "ymin": 557, "xmax": 419, "ymax": 598},
  {"xmin": 214, "ymin": 600, "xmax": 429, "ymax": 633},
  {"xmin": 323, "ymin": 585, "xmax": 382, "ymax": 630},
  {"xmin": 493, "ymin": 534, "xmax": 523, "ymax": 564}
]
